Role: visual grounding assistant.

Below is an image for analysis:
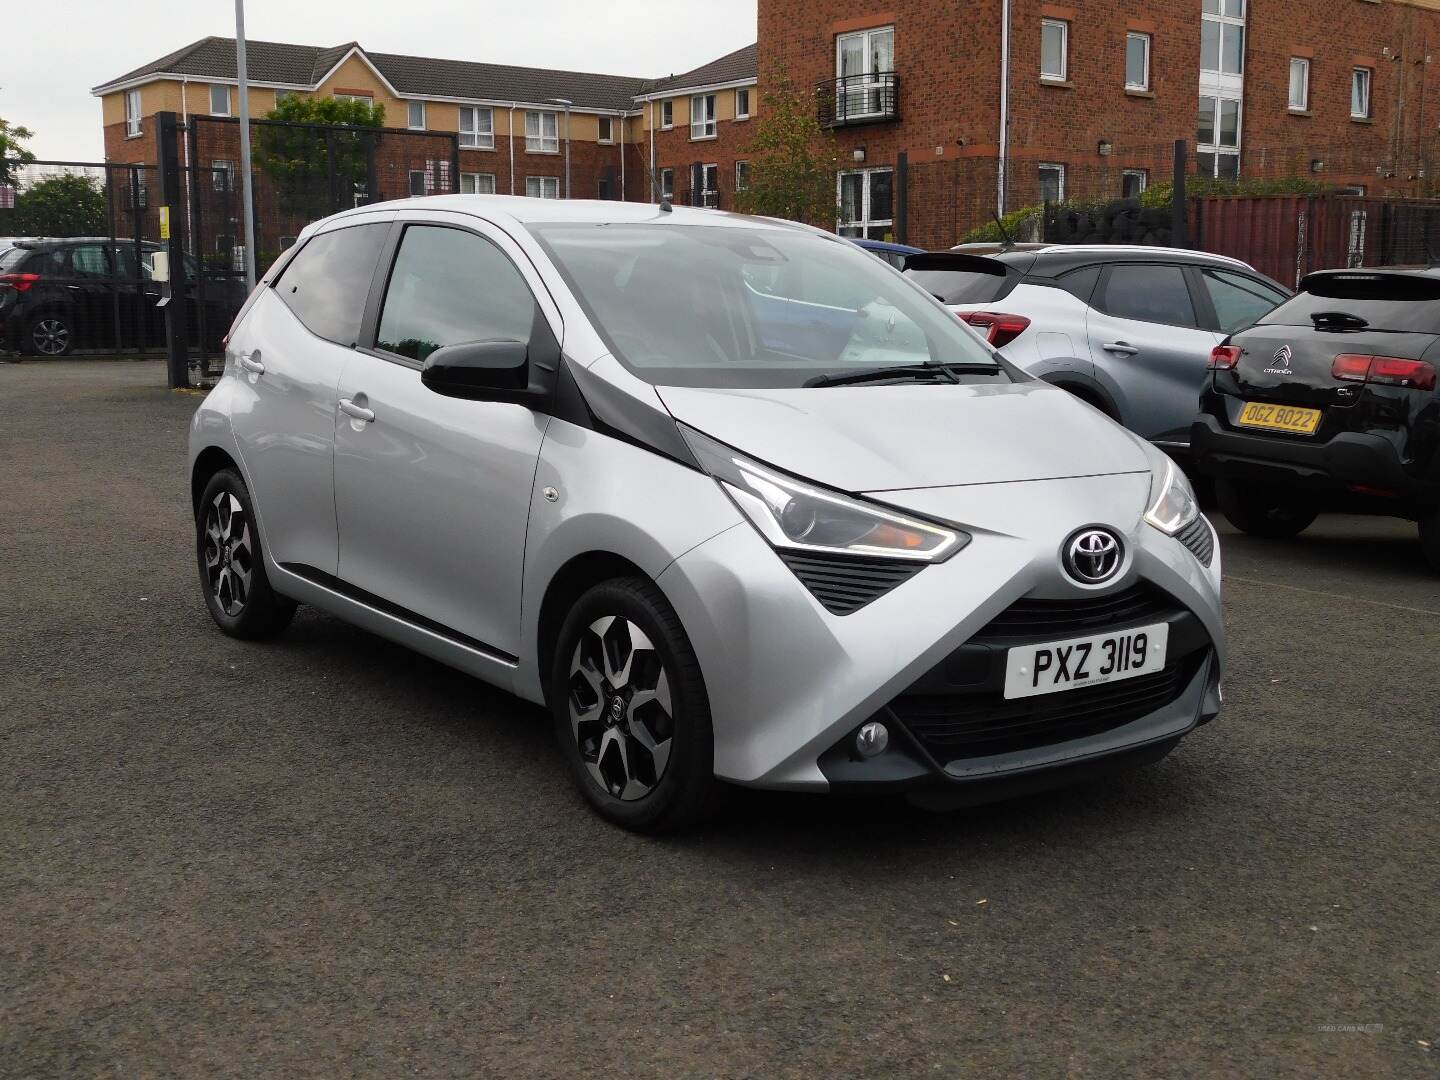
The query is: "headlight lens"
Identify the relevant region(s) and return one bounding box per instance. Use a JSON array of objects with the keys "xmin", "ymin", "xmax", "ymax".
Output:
[
  {"xmin": 1144, "ymin": 458, "xmax": 1200, "ymax": 536},
  {"xmin": 680, "ymin": 426, "xmax": 966, "ymax": 562}
]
